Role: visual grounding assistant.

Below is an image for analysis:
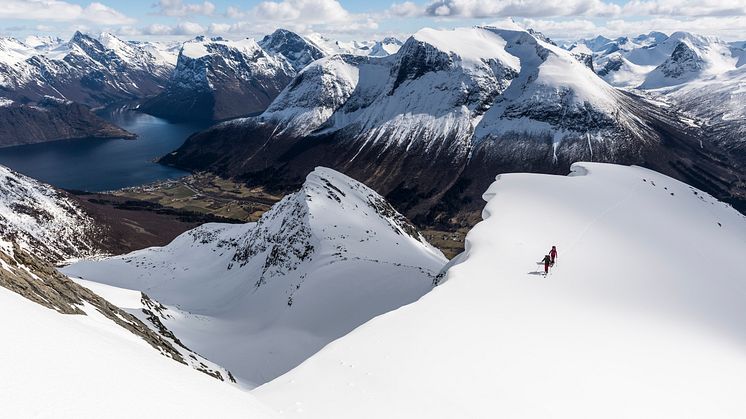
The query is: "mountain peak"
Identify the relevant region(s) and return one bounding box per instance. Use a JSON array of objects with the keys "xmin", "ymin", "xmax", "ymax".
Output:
[
  {"xmin": 64, "ymin": 166, "xmax": 446, "ymax": 385},
  {"xmin": 259, "ymin": 28, "xmax": 325, "ymax": 71}
]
